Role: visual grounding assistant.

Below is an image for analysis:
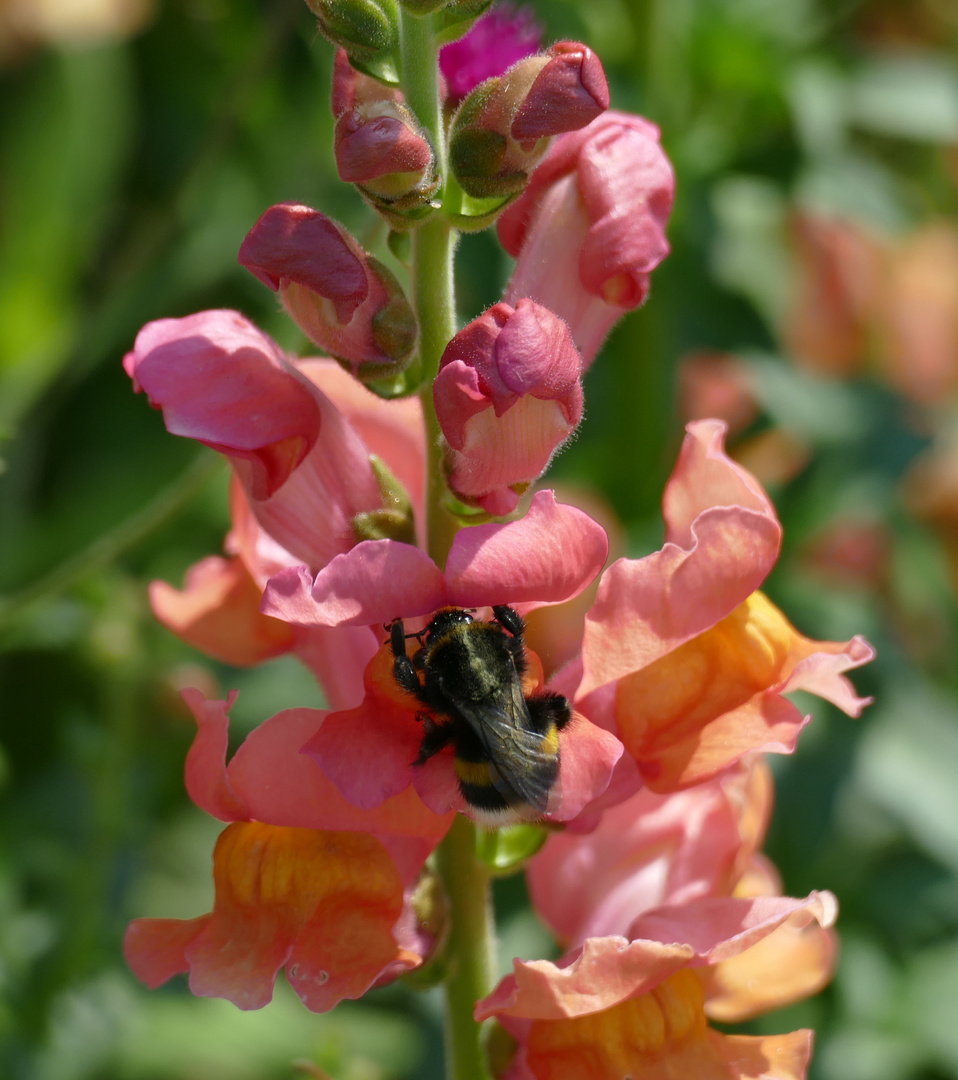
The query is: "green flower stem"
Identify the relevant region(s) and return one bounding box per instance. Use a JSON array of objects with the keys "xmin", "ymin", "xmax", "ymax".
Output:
[
  {"xmin": 400, "ymin": 11, "xmax": 495, "ymax": 1080},
  {"xmin": 400, "ymin": 8, "xmax": 460, "ymax": 565},
  {"xmin": 399, "ymin": 9, "xmax": 446, "ymax": 177},
  {"xmin": 415, "ymin": 213, "xmax": 460, "ymax": 567},
  {"xmin": 435, "ymin": 814, "xmax": 496, "ymax": 1080}
]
